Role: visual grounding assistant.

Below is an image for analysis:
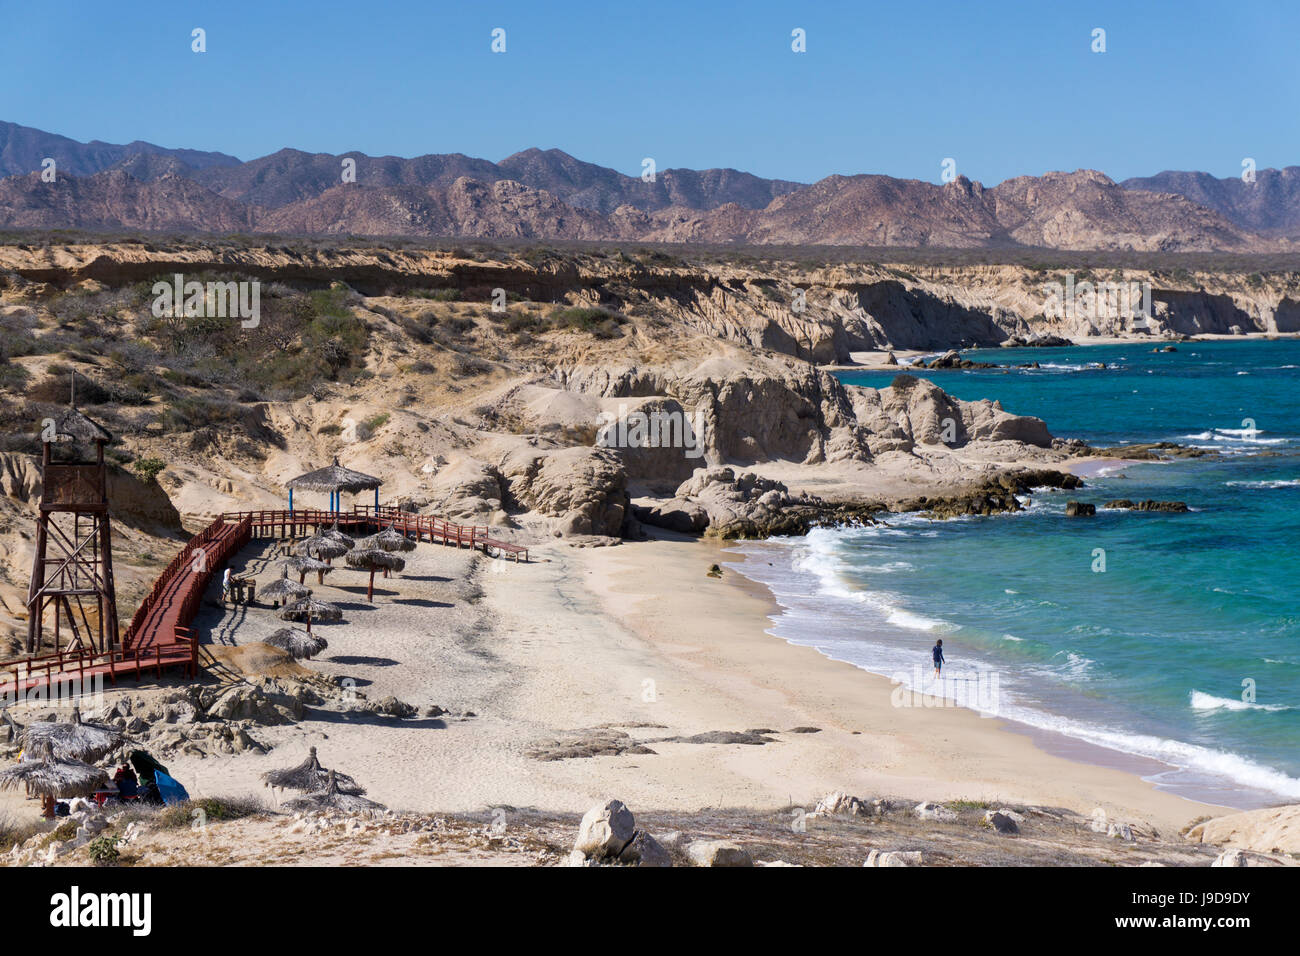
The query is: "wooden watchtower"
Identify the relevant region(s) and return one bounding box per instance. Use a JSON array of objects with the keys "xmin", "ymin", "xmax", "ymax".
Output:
[{"xmin": 25, "ymin": 406, "xmax": 120, "ymax": 655}]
